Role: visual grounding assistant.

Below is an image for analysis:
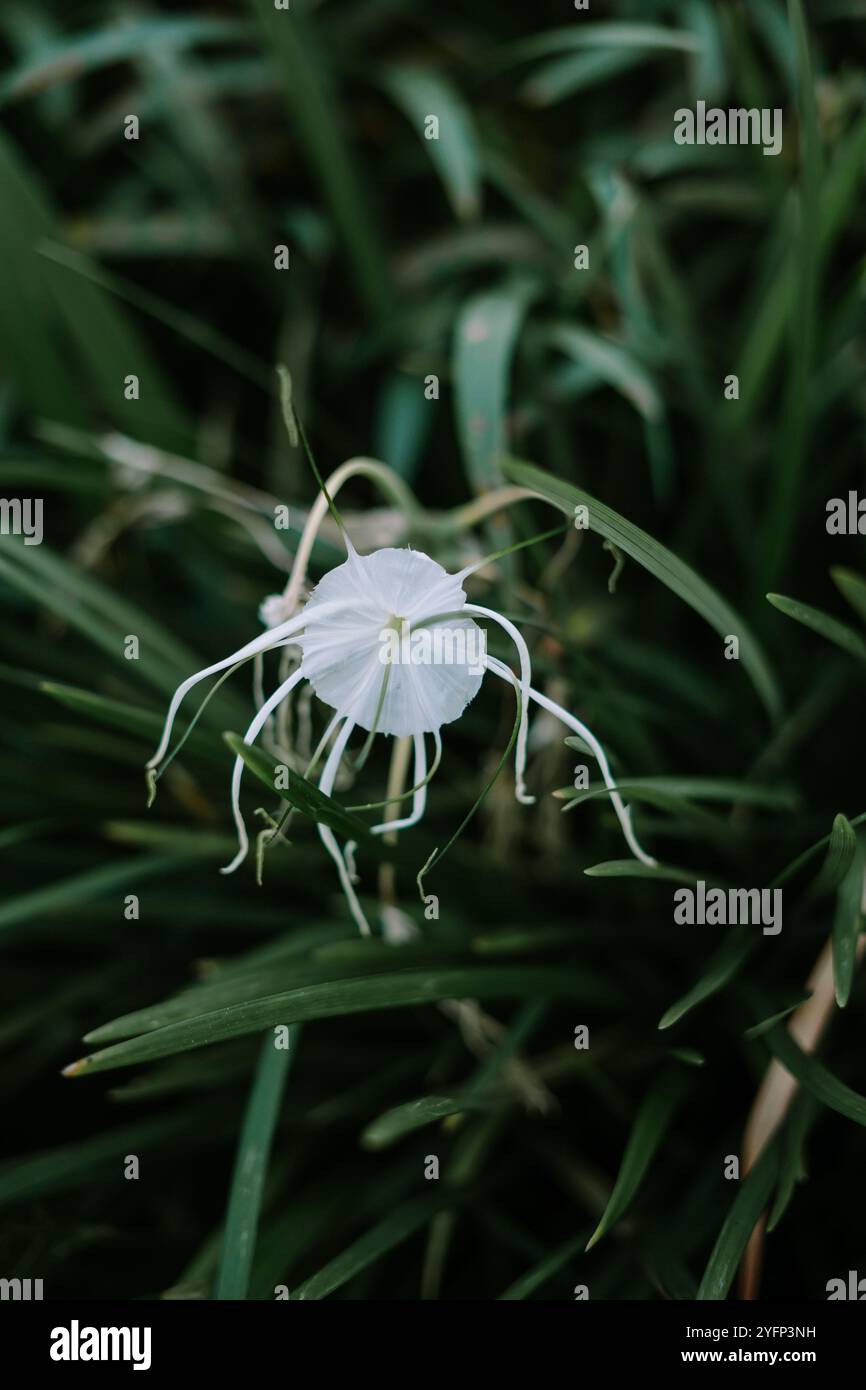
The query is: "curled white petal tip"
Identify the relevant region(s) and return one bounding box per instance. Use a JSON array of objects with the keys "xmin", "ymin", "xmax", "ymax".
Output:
[
  {"xmin": 223, "ymin": 666, "xmax": 306, "ymax": 872},
  {"xmin": 146, "ymin": 604, "xmax": 317, "ymax": 773},
  {"xmin": 316, "ymin": 718, "xmax": 372, "ymax": 936},
  {"xmin": 219, "ymin": 849, "xmax": 247, "ymax": 876},
  {"xmin": 484, "ymin": 654, "xmax": 655, "ymax": 868}
]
